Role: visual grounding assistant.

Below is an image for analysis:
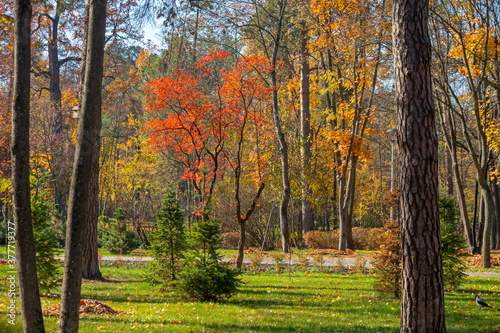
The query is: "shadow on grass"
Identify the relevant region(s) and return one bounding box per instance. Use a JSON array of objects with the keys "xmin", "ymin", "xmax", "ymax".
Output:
[{"xmin": 78, "ymin": 314, "xmax": 401, "ymax": 333}]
